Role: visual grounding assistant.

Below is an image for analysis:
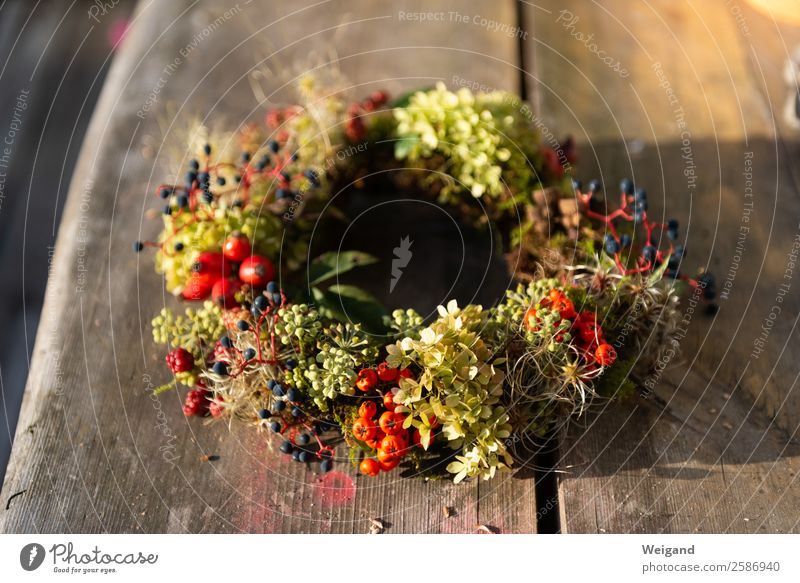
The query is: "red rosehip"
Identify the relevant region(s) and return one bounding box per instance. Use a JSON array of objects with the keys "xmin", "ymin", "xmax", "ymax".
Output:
[
  {"xmin": 191, "ymin": 251, "xmax": 232, "ymax": 281},
  {"xmin": 595, "ymin": 343, "xmax": 617, "ymax": 366},
  {"xmin": 376, "ymin": 362, "xmax": 399, "ymax": 382},
  {"xmin": 355, "ymin": 368, "xmax": 378, "ymax": 392},
  {"xmin": 182, "ymin": 274, "xmax": 215, "ymax": 301},
  {"xmin": 209, "ymin": 396, "xmax": 225, "ymax": 418},
  {"xmin": 238, "ymin": 255, "xmax": 274, "ymax": 287},
  {"xmin": 371, "ymin": 90, "xmax": 388, "ymax": 106},
  {"xmin": 222, "ymin": 232, "xmax": 252, "ymax": 262},
  {"xmin": 378, "ymin": 411, "xmax": 403, "ymax": 436},
  {"xmin": 359, "ymin": 401, "xmax": 378, "ymax": 419},
  {"xmin": 359, "ymin": 458, "xmax": 380, "ymax": 477},
  {"xmin": 382, "ymin": 391, "xmax": 397, "ymax": 412},
  {"xmin": 211, "ymin": 277, "xmax": 243, "ymax": 309},
  {"xmin": 183, "ymin": 388, "xmax": 208, "ymax": 417},
  {"xmin": 166, "ymin": 347, "xmax": 194, "ymax": 373}
]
